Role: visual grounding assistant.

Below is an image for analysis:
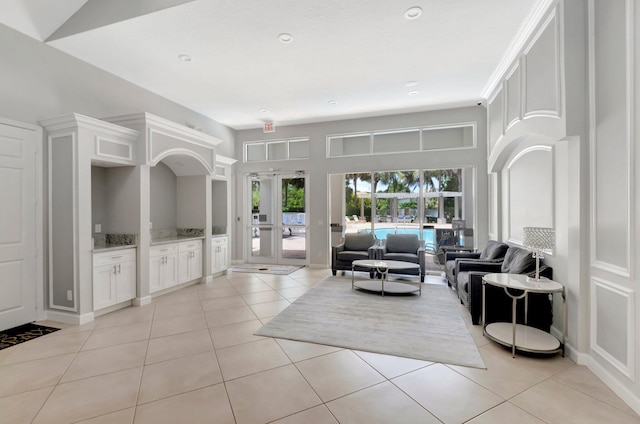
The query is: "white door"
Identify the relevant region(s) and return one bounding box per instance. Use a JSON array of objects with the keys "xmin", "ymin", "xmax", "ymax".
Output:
[
  {"xmin": 247, "ymin": 173, "xmax": 309, "ymax": 265},
  {"xmin": 0, "ymin": 121, "xmax": 38, "ymax": 331}
]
